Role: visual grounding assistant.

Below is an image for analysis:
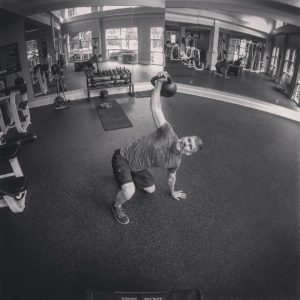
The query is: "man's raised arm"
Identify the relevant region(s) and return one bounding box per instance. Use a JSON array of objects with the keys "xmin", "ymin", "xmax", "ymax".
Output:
[{"xmin": 150, "ymin": 72, "xmax": 167, "ymax": 128}]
